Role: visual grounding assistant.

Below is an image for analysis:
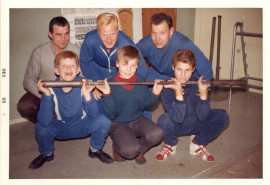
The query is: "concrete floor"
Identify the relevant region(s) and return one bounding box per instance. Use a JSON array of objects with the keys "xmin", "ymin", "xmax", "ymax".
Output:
[{"xmin": 8, "ymin": 89, "xmax": 263, "ymax": 181}]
